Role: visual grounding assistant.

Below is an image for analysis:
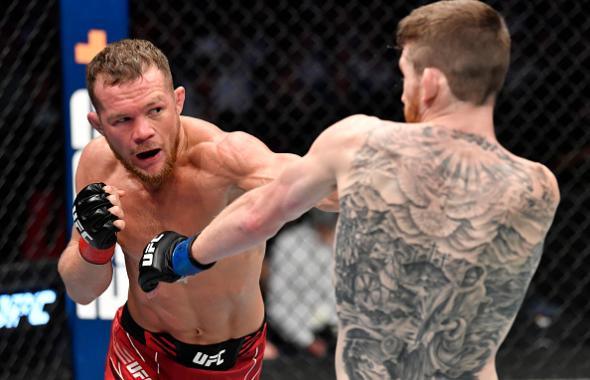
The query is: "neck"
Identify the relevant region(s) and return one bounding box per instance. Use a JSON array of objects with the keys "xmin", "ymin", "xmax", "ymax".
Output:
[{"xmin": 420, "ymin": 102, "xmax": 497, "ymax": 142}]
